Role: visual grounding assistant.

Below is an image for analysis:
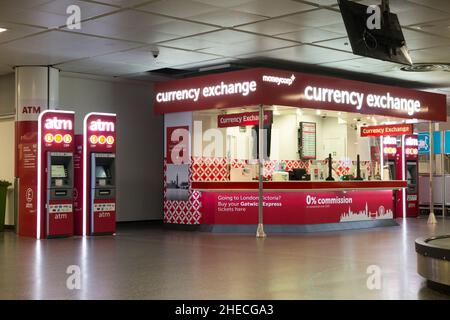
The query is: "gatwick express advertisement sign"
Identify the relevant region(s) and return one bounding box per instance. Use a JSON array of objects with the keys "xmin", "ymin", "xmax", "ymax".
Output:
[
  {"xmin": 154, "ymin": 68, "xmax": 446, "ymax": 121},
  {"xmin": 201, "ymin": 190, "xmax": 394, "ymax": 224}
]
